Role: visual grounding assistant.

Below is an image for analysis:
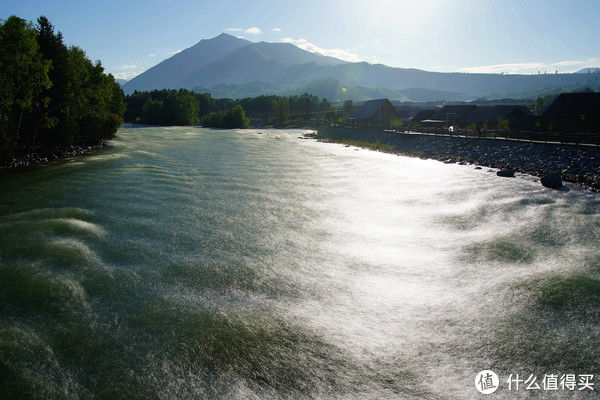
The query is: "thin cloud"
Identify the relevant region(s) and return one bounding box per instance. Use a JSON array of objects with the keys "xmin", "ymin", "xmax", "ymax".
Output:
[
  {"xmin": 113, "ymin": 70, "xmax": 143, "ymax": 80},
  {"xmin": 272, "ymin": 27, "xmax": 282, "ymax": 32},
  {"xmin": 459, "ymin": 62, "xmax": 546, "ymax": 74},
  {"xmin": 119, "ymin": 64, "xmax": 138, "ymax": 69},
  {"xmin": 460, "ymin": 57, "xmax": 600, "ymax": 74},
  {"xmin": 553, "ymin": 60, "xmax": 585, "ymax": 67},
  {"xmin": 551, "ymin": 57, "xmax": 600, "ymax": 68},
  {"xmin": 149, "ymin": 53, "xmax": 156, "ymax": 57},
  {"xmin": 236, "ymin": 36, "xmax": 246, "ymax": 39},
  {"xmin": 168, "ymin": 49, "xmax": 183, "ymax": 55},
  {"xmin": 225, "ymin": 28, "xmax": 243, "ymax": 32},
  {"xmin": 281, "ymin": 37, "xmax": 361, "ymax": 62},
  {"xmin": 244, "ymin": 27, "xmax": 262, "ymax": 34}
]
